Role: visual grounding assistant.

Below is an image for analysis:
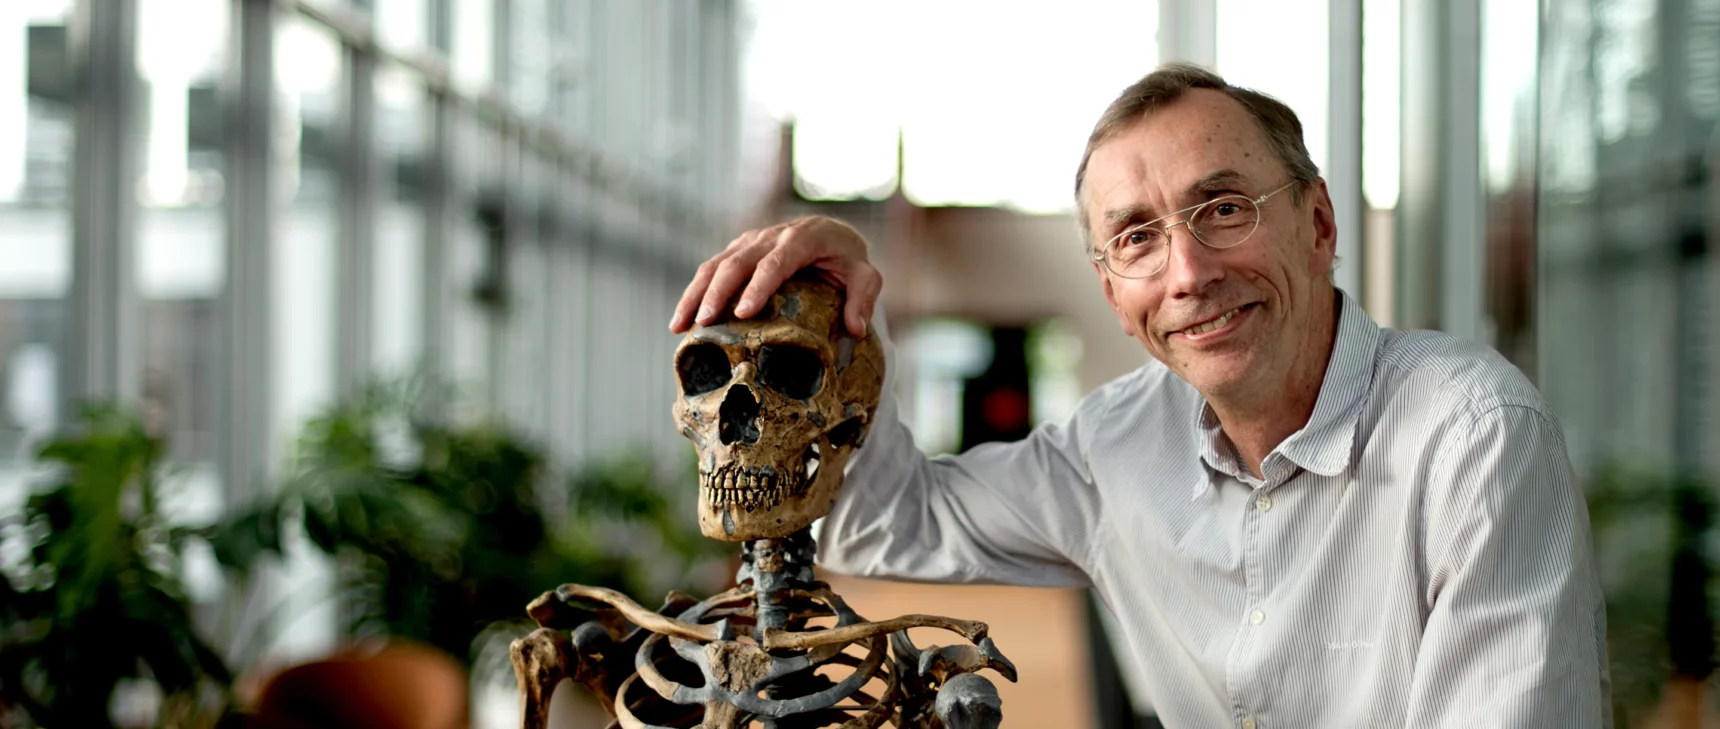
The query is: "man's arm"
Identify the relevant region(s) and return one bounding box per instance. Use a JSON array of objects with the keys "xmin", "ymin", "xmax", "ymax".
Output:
[
  {"xmin": 671, "ymin": 216, "xmax": 1103, "ymax": 587},
  {"xmin": 813, "ymin": 314, "xmax": 1102, "ymax": 588},
  {"xmin": 1407, "ymin": 404, "xmax": 1612, "ymax": 727}
]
